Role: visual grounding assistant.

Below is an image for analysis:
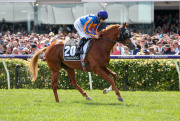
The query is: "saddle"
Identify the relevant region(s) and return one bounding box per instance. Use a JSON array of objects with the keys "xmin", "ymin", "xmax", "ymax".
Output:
[{"xmin": 63, "ymin": 39, "xmax": 91, "ymax": 70}]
